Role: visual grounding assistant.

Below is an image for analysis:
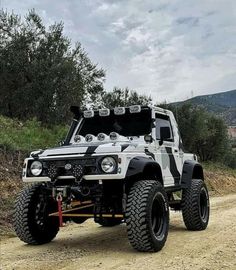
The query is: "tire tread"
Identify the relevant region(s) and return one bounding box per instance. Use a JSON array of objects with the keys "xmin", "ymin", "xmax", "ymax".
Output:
[
  {"xmin": 182, "ymin": 179, "xmax": 209, "ymax": 231},
  {"xmin": 126, "ymin": 180, "xmax": 169, "ymax": 252}
]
